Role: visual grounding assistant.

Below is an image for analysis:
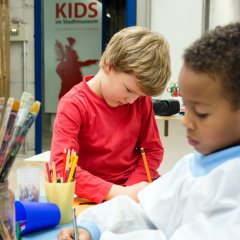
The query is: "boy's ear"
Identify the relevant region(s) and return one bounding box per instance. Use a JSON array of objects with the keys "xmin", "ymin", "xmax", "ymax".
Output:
[{"xmin": 103, "ymin": 64, "xmax": 111, "ymax": 74}]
